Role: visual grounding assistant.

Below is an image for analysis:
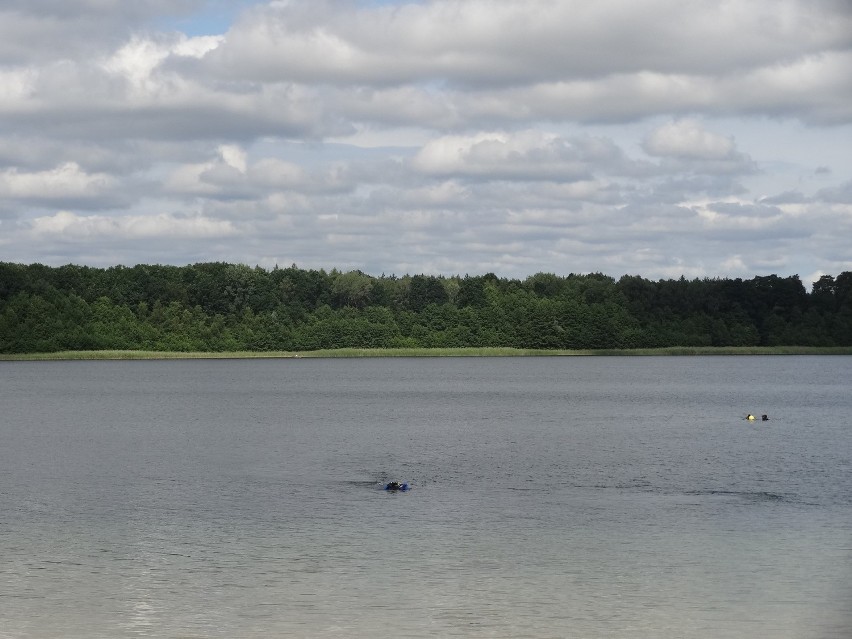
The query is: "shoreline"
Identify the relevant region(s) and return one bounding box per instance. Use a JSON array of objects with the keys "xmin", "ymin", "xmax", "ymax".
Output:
[{"xmin": 2, "ymin": 346, "xmax": 852, "ymax": 360}]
